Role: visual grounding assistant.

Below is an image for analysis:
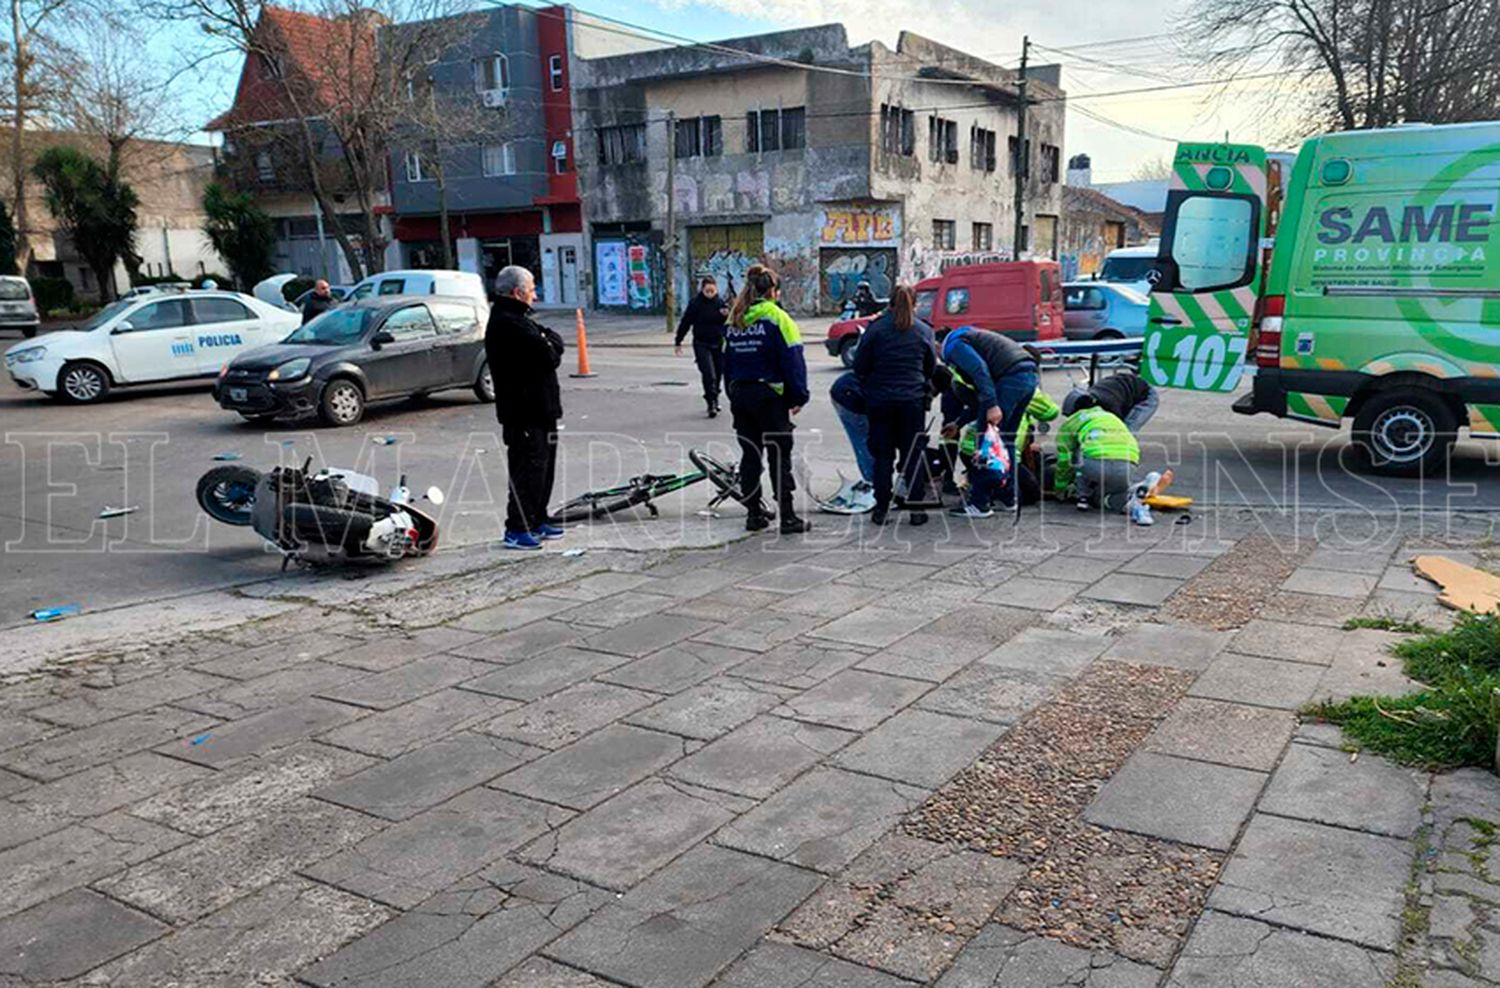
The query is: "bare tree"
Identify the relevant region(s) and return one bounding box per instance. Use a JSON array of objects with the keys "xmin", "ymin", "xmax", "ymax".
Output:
[
  {"xmin": 1191, "ymin": 0, "xmax": 1500, "ymax": 135},
  {"xmin": 1128, "ymin": 156, "xmax": 1173, "ymax": 181}
]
